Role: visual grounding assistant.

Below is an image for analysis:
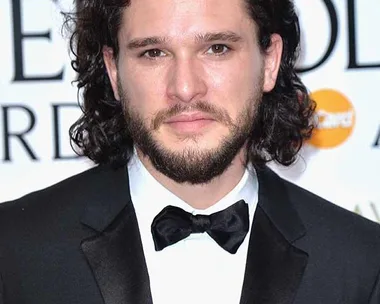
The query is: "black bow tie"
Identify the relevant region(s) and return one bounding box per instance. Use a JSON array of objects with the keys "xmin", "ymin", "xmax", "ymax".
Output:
[{"xmin": 151, "ymin": 200, "xmax": 249, "ymax": 254}]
